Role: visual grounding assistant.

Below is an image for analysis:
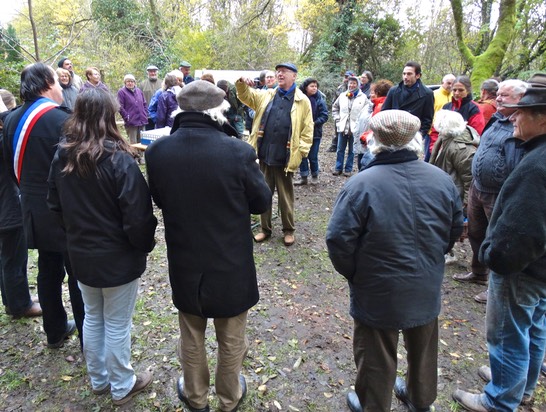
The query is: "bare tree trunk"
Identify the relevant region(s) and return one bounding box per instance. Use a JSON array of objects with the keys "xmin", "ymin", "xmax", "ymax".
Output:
[{"xmin": 28, "ymin": 0, "xmax": 40, "ymax": 61}]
